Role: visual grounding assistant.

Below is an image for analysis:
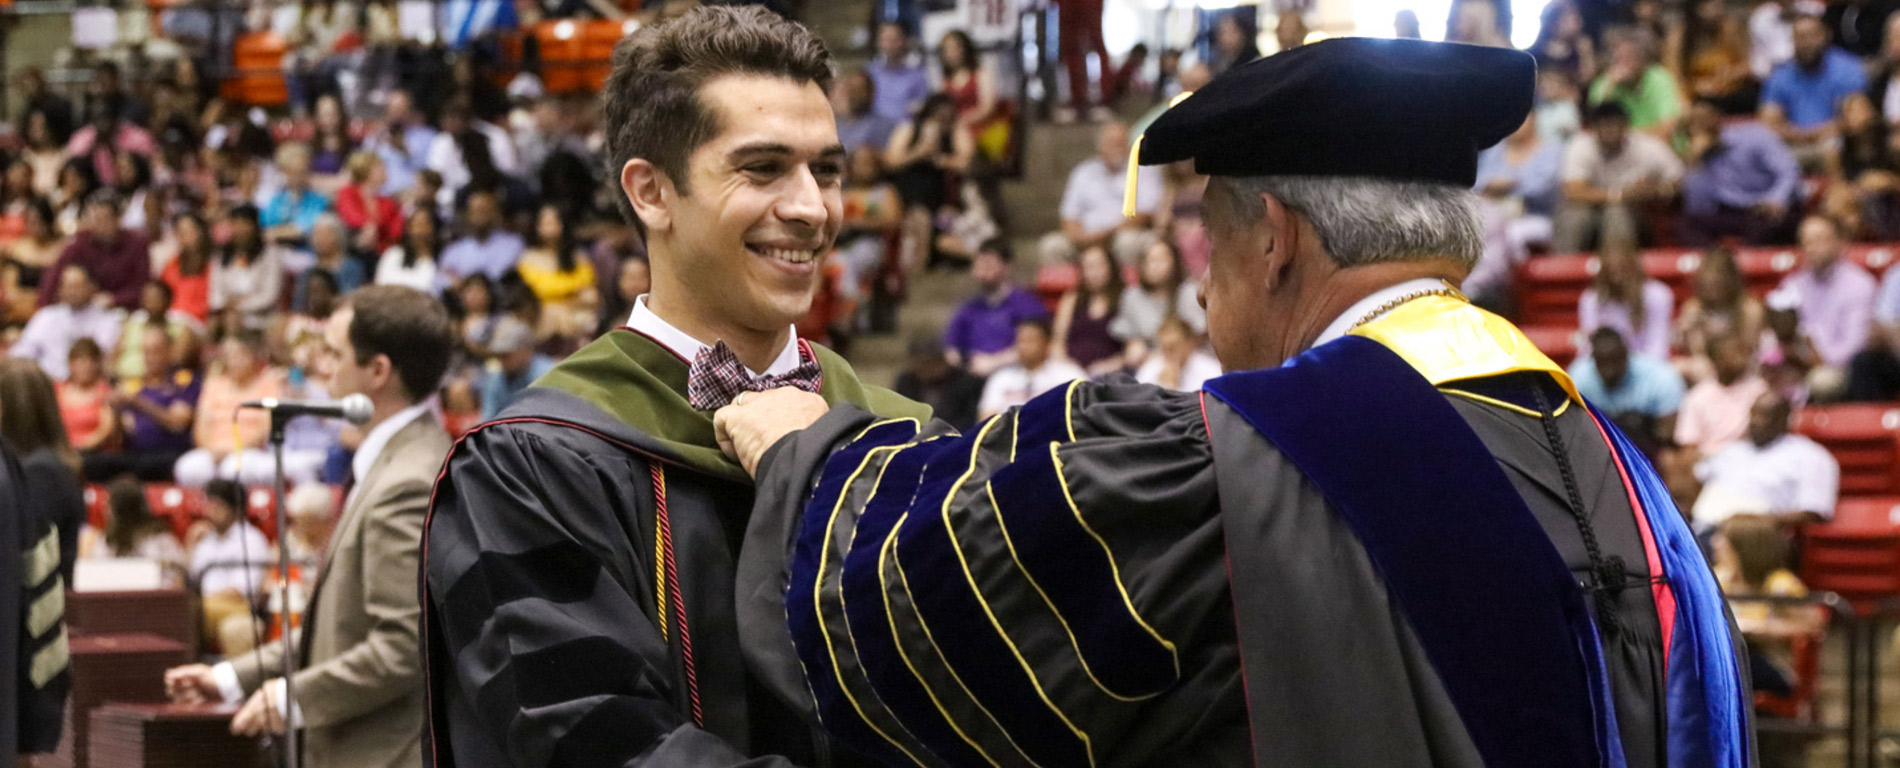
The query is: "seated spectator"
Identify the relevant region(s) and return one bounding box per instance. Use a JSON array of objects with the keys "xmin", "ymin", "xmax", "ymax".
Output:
[
  {"xmin": 834, "ymin": 148, "xmax": 902, "ymax": 293},
  {"xmin": 281, "ymin": 483, "xmax": 337, "ymax": 568},
  {"xmin": 1710, "ymin": 514, "xmax": 1819, "ymax": 700},
  {"xmin": 1777, "ymin": 215, "xmax": 1876, "ymax": 399},
  {"xmin": 172, "ymin": 330, "xmax": 296, "ymax": 489},
  {"xmin": 56, "ymin": 338, "xmax": 114, "ymax": 455},
  {"xmin": 77, "ymin": 477, "xmax": 187, "ymax": 586},
  {"xmin": 260, "ymin": 143, "xmax": 333, "ymax": 246},
  {"xmin": 1112, "ymin": 240, "xmax": 1206, "ymax": 368},
  {"xmin": 113, "ymin": 152, "xmax": 156, "ymax": 237},
  {"xmin": 516, "ymin": 205, "xmax": 598, "ymax": 342},
  {"xmin": 1751, "ymin": 0, "xmax": 1826, "ymax": 78},
  {"xmin": 363, "ymin": 90, "xmax": 438, "ymax": 197},
  {"xmin": 20, "ymin": 109, "xmax": 68, "ymax": 197},
  {"xmin": 1570, "ymin": 327, "xmax": 1686, "ymax": 450},
  {"xmin": 292, "ymin": 215, "xmax": 366, "ymax": 310},
  {"xmin": 1760, "ymin": 287, "xmax": 1825, "ymax": 398},
  {"xmin": 308, "ymin": 94, "xmax": 354, "ymax": 177},
  {"xmin": 1589, "ymin": 30, "xmax": 1684, "ymax": 135},
  {"xmin": 1469, "ymin": 112, "xmax": 1563, "ymax": 304},
  {"xmin": 1678, "ymin": 0, "xmax": 1758, "ymax": 115},
  {"xmin": 208, "ymin": 205, "xmax": 288, "ymax": 331},
  {"xmin": 893, "ymin": 335, "xmax": 985, "ymax": 431},
  {"xmin": 375, "ymin": 207, "xmax": 442, "ymax": 294},
  {"xmin": 1760, "ymin": 16, "xmax": 1868, "ymax": 168},
  {"xmin": 480, "ymin": 317, "xmax": 554, "ymax": 421},
  {"xmin": 189, "ymin": 478, "xmax": 269, "ymax": 655},
  {"xmin": 1555, "ymin": 103, "xmax": 1684, "ymax": 252},
  {"xmin": 1530, "ymin": 1, "xmax": 1596, "ymax": 86},
  {"xmin": 943, "ymin": 239, "xmax": 1050, "ymax": 376},
  {"xmin": 597, "ymin": 254, "xmax": 651, "ymax": 338},
  {"xmin": 1536, "ymin": 69, "xmax": 1585, "ymax": 148},
  {"xmin": 867, "ymin": 22, "xmax": 931, "ymax": 124},
  {"xmin": 1847, "ymin": 255, "xmax": 1900, "ymax": 400},
  {"xmin": 1052, "ymin": 245, "xmax": 1127, "ymax": 375},
  {"xmin": 833, "ymin": 69, "xmax": 896, "ymax": 156},
  {"xmin": 1675, "ymin": 246, "xmax": 1766, "ymax": 382},
  {"xmin": 39, "ymin": 190, "xmax": 147, "ymax": 310},
  {"xmin": 87, "ymin": 325, "xmax": 199, "ymax": 483},
  {"xmin": 1677, "ymin": 331, "xmax": 1773, "ymax": 458},
  {"xmin": 887, "ymin": 94, "xmax": 975, "ymax": 269},
  {"xmin": 277, "ymin": 269, "xmax": 340, "ymax": 377},
  {"xmin": 4, "ymin": 198, "xmax": 66, "ymax": 324},
  {"xmin": 939, "ymin": 30, "xmax": 1003, "ymax": 160},
  {"xmin": 1827, "ymin": 93, "xmax": 1900, "ymax": 240},
  {"xmin": 335, "ymin": 152, "xmax": 403, "ymax": 254},
  {"xmin": 1694, "ymin": 391, "xmax": 1839, "ymax": 527},
  {"xmin": 1038, "ymin": 121, "xmax": 1161, "ymax": 266},
  {"xmin": 12, "ymin": 265, "xmax": 122, "ymax": 381},
  {"xmin": 978, "ymin": 318, "xmax": 1087, "ymax": 419},
  {"xmin": 115, "ymin": 281, "xmax": 200, "ymax": 383},
  {"xmin": 160, "ymin": 212, "xmax": 213, "ymax": 323},
  {"xmin": 0, "ymin": 357, "xmax": 85, "ymax": 584},
  {"xmin": 1134, "ymin": 317, "xmax": 1221, "ymax": 392},
  {"xmin": 1679, "ymin": 97, "xmax": 1802, "ymax": 245},
  {"xmin": 66, "ymin": 96, "xmax": 154, "ymax": 189},
  {"xmin": 1580, "ymin": 236, "xmax": 1675, "ymax": 359},
  {"xmin": 439, "ymin": 189, "xmax": 523, "ymax": 288}
]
